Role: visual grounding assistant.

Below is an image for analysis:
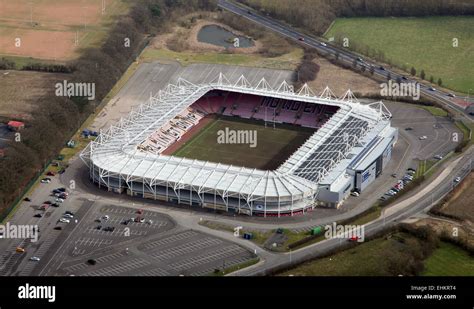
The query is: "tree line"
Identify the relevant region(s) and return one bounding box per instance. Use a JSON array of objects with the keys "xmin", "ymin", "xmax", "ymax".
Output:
[{"xmin": 0, "ymin": 0, "xmax": 218, "ymax": 219}]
